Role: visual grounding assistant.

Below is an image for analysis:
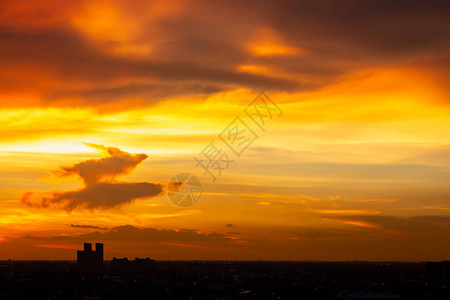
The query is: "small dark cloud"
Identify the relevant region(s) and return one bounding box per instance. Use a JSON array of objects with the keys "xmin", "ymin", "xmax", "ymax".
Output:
[
  {"xmin": 179, "ymin": 229, "xmax": 199, "ymax": 232},
  {"xmin": 225, "ymin": 224, "xmax": 234, "ymax": 228},
  {"xmin": 69, "ymin": 224, "xmax": 108, "ymax": 230},
  {"xmin": 24, "ymin": 235, "xmax": 45, "ymax": 240}
]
